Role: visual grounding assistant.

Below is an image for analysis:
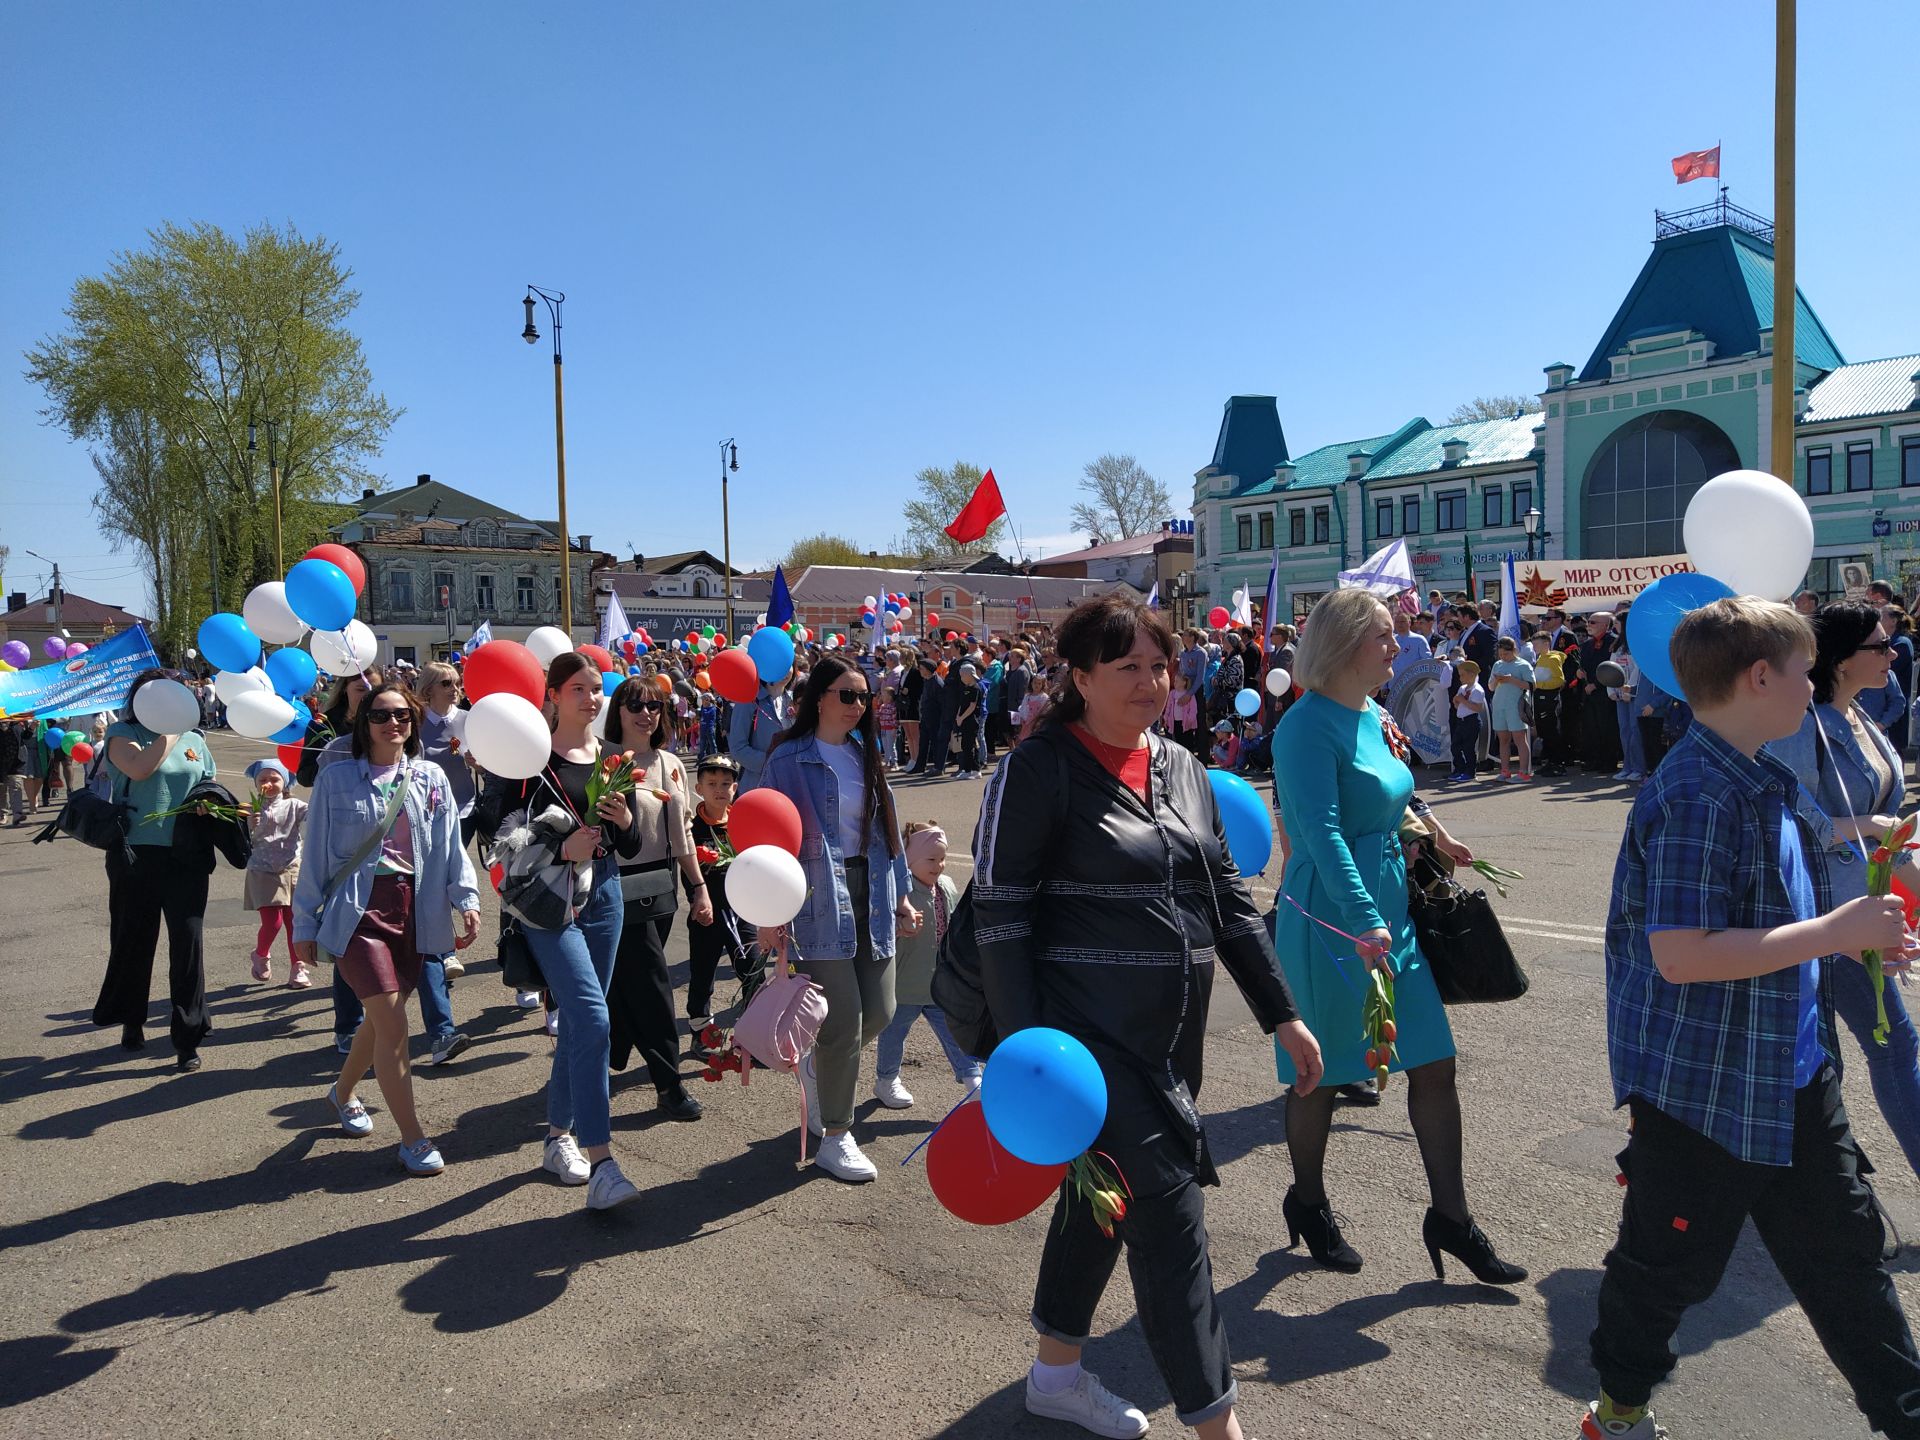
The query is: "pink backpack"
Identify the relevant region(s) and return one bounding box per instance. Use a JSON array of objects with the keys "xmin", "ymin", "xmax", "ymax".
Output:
[{"xmin": 731, "ymin": 943, "xmax": 829, "ymax": 1161}]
